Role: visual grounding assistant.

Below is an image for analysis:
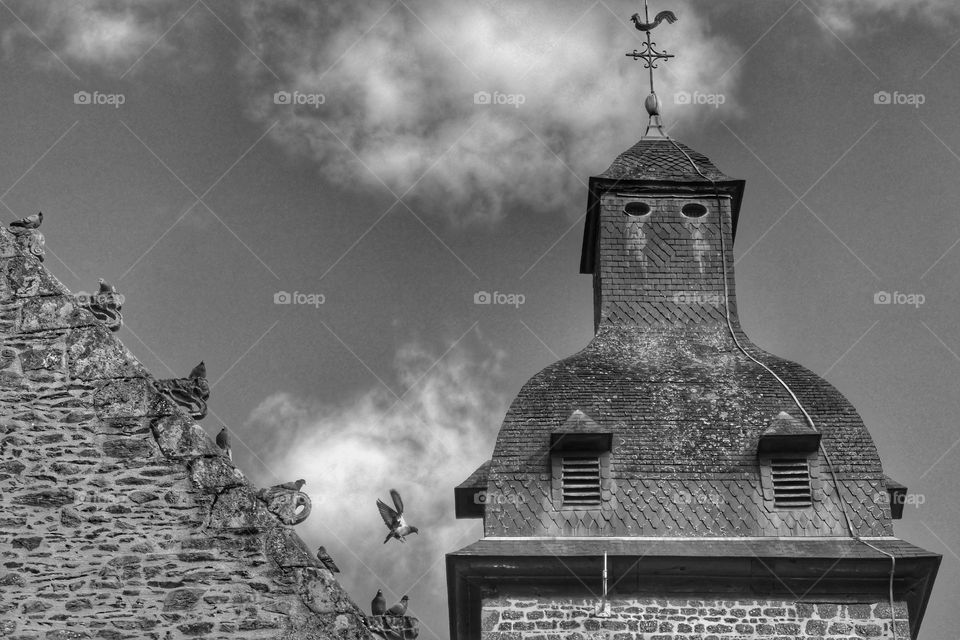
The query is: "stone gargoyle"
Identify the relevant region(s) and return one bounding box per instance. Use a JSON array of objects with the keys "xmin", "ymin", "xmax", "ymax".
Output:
[
  {"xmin": 156, "ymin": 361, "xmax": 209, "ymax": 420},
  {"xmin": 257, "ymin": 479, "xmax": 311, "ymax": 525},
  {"xmin": 78, "ymin": 279, "xmax": 123, "ymax": 332}
]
